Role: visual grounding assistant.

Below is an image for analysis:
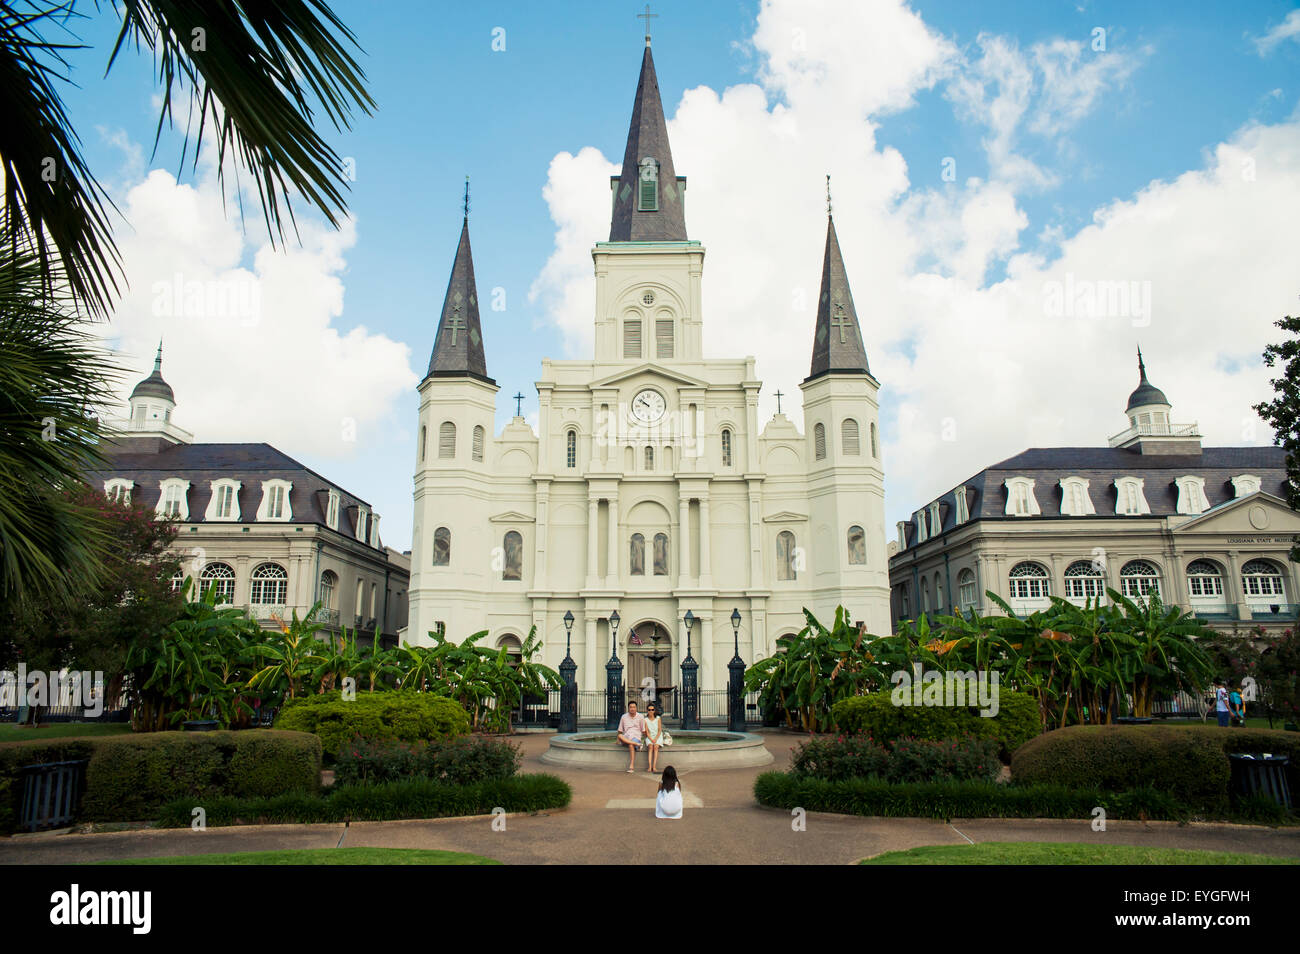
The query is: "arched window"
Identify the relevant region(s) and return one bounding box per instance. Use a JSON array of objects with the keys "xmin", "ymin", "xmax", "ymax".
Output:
[
  {"xmin": 721, "ymin": 429, "xmax": 732, "ymax": 468},
  {"xmin": 104, "ymin": 478, "xmax": 133, "ymax": 504},
  {"xmin": 842, "ymin": 419, "xmax": 860, "ymax": 456},
  {"xmin": 920, "ymin": 578, "xmax": 930, "ymax": 613},
  {"xmin": 847, "ymin": 525, "xmax": 866, "ymax": 565},
  {"xmin": 503, "ymin": 530, "xmax": 523, "ymax": 581},
  {"xmin": 934, "ymin": 572, "xmax": 945, "ymax": 613},
  {"xmin": 420, "ymin": 425, "xmax": 427, "ymax": 462},
  {"xmin": 1186, "ymin": 560, "xmax": 1224, "ymax": 599},
  {"xmin": 1241, "ymin": 559, "xmax": 1286, "ymax": 602},
  {"xmin": 438, "ymin": 421, "xmax": 456, "ymax": 459},
  {"xmin": 355, "ymin": 578, "xmax": 365, "ymax": 620},
  {"xmin": 653, "ymin": 533, "xmax": 669, "ymax": 576},
  {"xmin": 1119, "ymin": 560, "xmax": 1161, "ymax": 599},
  {"xmin": 630, "ymin": 533, "xmax": 645, "ymax": 576},
  {"xmin": 1008, "ymin": 562, "xmax": 1050, "ymax": 601},
  {"xmin": 870, "ymin": 422, "xmax": 878, "ymax": 458},
  {"xmin": 813, "ymin": 423, "xmax": 826, "ymax": 461},
  {"xmin": 1064, "ymin": 560, "xmax": 1104, "ymax": 602},
  {"xmin": 319, "ymin": 571, "xmax": 337, "ymax": 611},
  {"xmin": 776, "ymin": 530, "xmax": 797, "ymax": 581},
  {"xmin": 250, "ymin": 563, "xmax": 287, "ymax": 606},
  {"xmin": 200, "ymin": 562, "xmax": 236, "ymax": 604},
  {"xmin": 472, "ymin": 425, "xmax": 485, "ymax": 463},
  {"xmin": 957, "ymin": 568, "xmax": 977, "ymax": 609},
  {"xmin": 644, "ymin": 446, "xmax": 654, "ymax": 471},
  {"xmin": 170, "ymin": 569, "xmax": 185, "ymax": 593},
  {"xmin": 433, "ymin": 527, "xmax": 451, "ymax": 566},
  {"xmin": 566, "ymin": 430, "xmax": 577, "ymax": 468}
]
